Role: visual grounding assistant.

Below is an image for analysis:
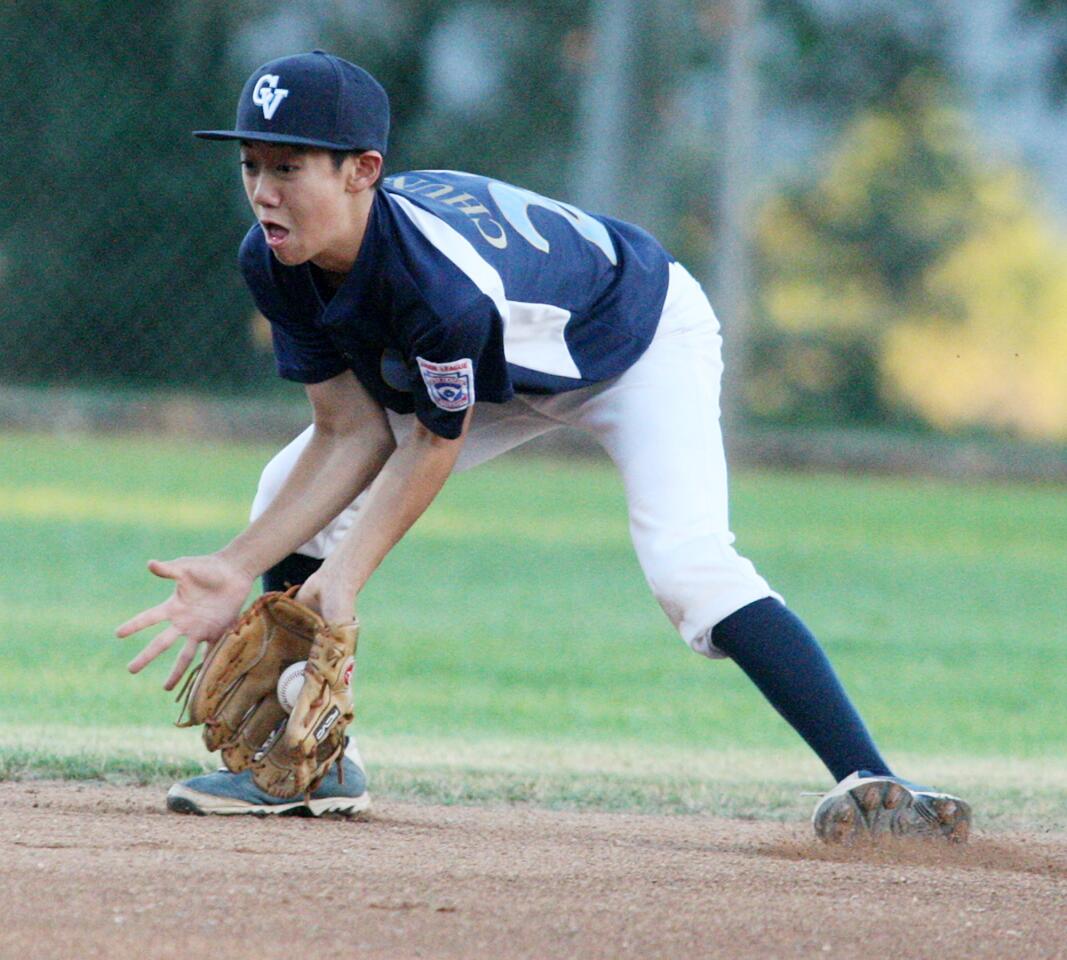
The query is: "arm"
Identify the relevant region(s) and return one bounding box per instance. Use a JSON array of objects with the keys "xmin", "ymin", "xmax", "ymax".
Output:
[
  {"xmin": 220, "ymin": 371, "xmax": 398, "ymax": 578},
  {"xmin": 296, "ymin": 408, "xmax": 472, "ymax": 621},
  {"xmin": 116, "ymin": 370, "xmax": 396, "ymax": 687}
]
